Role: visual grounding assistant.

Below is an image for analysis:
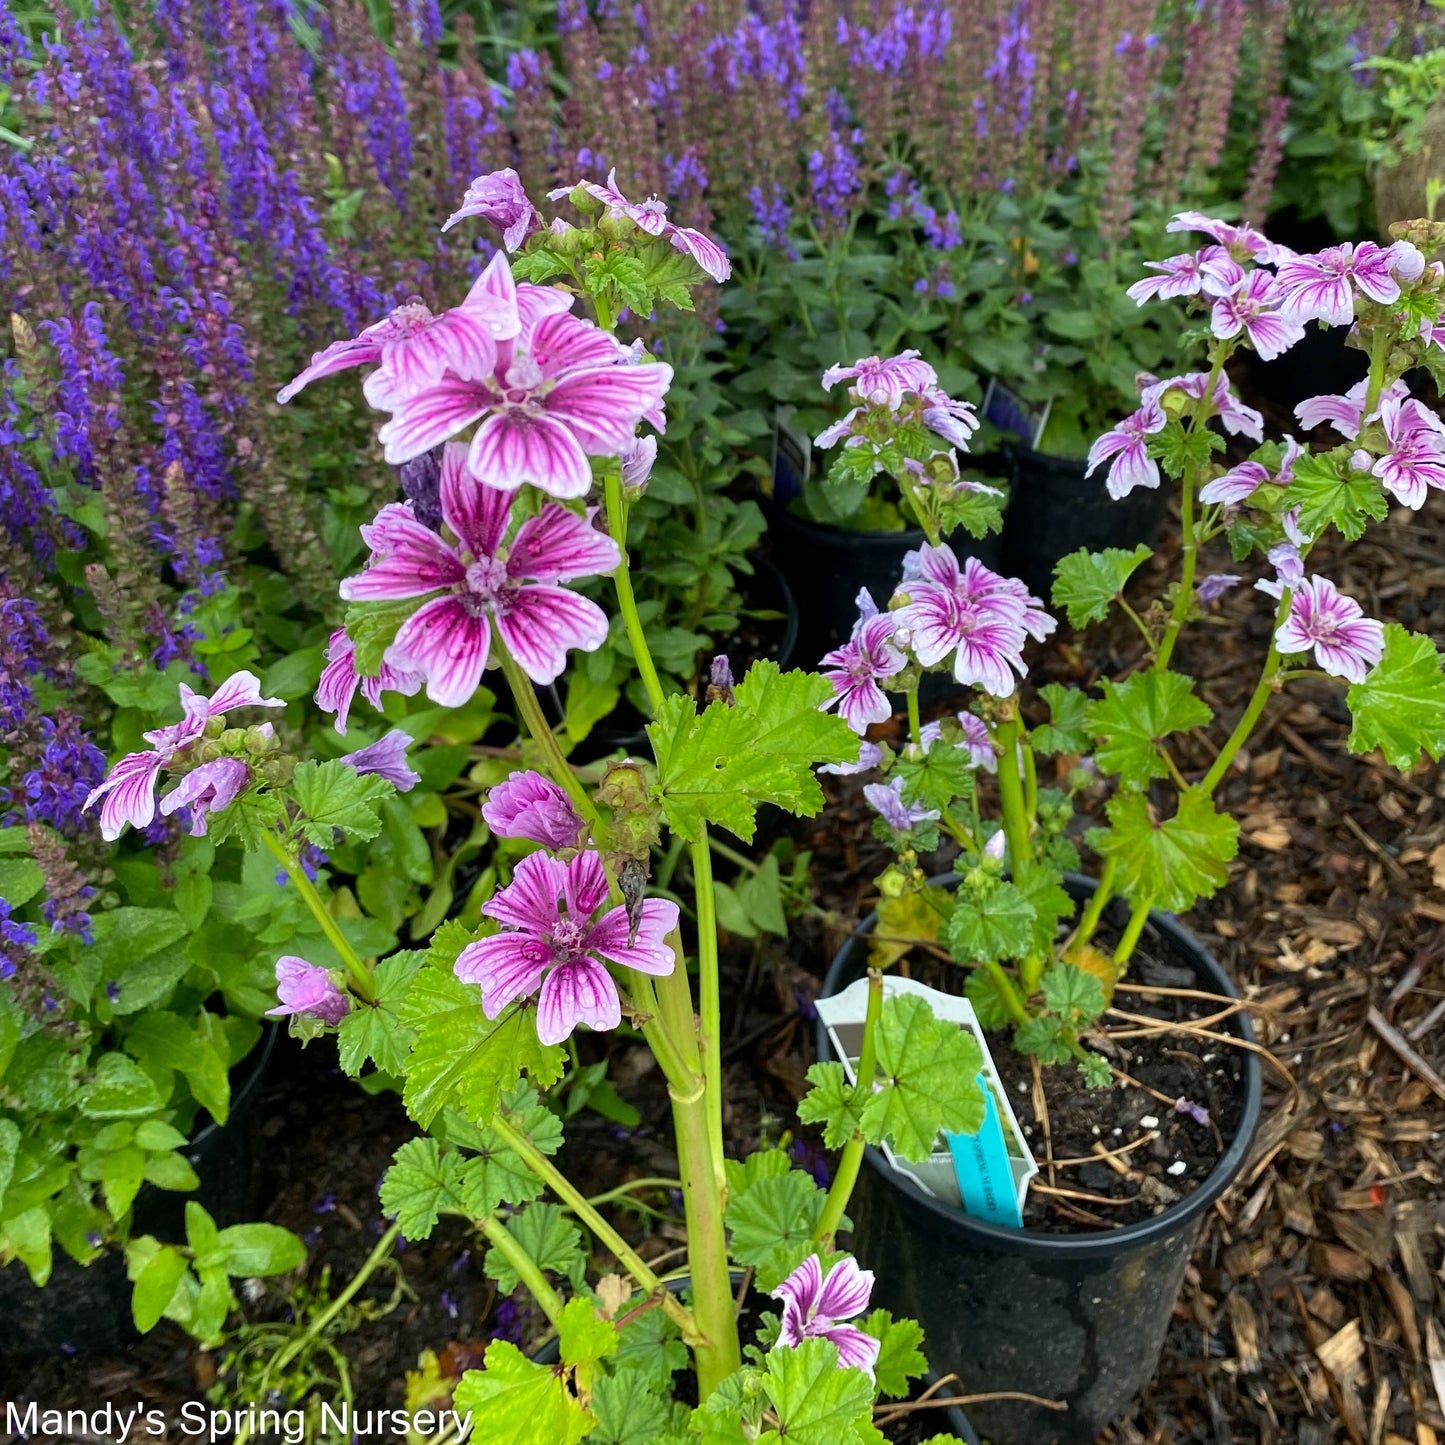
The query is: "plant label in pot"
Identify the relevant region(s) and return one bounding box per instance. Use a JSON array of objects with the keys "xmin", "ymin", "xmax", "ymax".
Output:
[
  {"xmin": 817, "ymin": 976, "xmax": 1037, "ymax": 1227},
  {"xmin": 981, "ymin": 378, "xmax": 1051, "ymax": 448}
]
